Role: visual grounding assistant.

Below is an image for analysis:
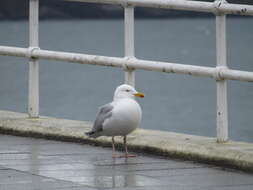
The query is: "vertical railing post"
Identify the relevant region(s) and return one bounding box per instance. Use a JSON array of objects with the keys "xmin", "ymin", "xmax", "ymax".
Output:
[
  {"xmin": 124, "ymin": 6, "xmax": 135, "ymax": 87},
  {"xmin": 28, "ymin": 0, "xmax": 39, "ymax": 117},
  {"xmin": 215, "ymin": 0, "xmax": 228, "ymax": 142}
]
